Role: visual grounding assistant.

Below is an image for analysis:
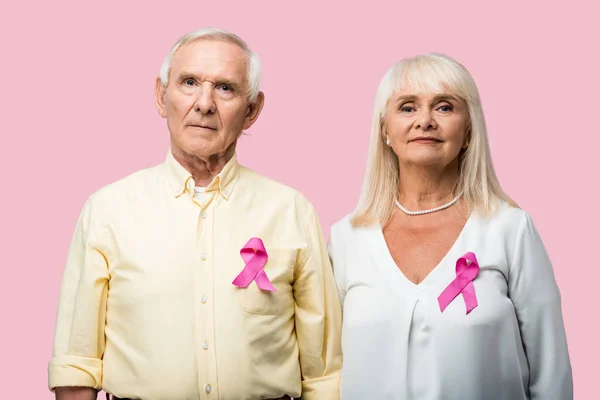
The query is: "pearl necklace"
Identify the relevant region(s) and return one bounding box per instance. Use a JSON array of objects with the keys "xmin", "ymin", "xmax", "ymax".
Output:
[{"xmin": 394, "ymin": 193, "xmax": 462, "ymax": 216}]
